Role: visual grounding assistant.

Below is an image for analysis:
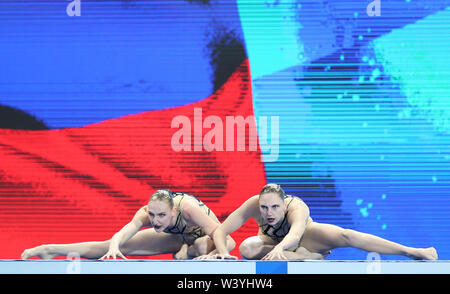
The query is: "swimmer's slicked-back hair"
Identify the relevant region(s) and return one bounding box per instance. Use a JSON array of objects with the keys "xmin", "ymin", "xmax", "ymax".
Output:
[
  {"xmin": 259, "ymin": 183, "xmax": 286, "ymax": 200},
  {"xmin": 148, "ymin": 189, "xmax": 174, "ymax": 208}
]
